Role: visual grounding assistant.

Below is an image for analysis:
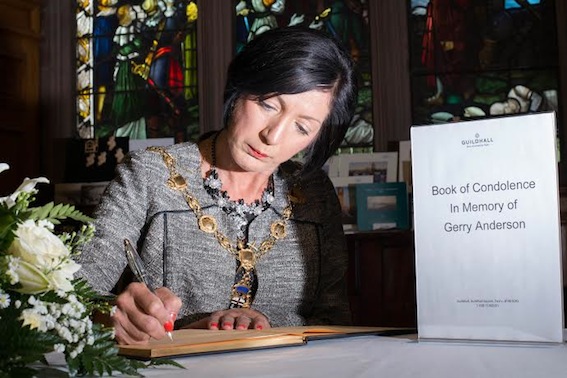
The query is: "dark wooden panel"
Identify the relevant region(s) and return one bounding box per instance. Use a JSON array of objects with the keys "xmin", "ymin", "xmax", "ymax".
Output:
[
  {"xmin": 347, "ymin": 230, "xmax": 416, "ymax": 327},
  {"xmin": 0, "ymin": 0, "xmax": 40, "ymax": 195}
]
